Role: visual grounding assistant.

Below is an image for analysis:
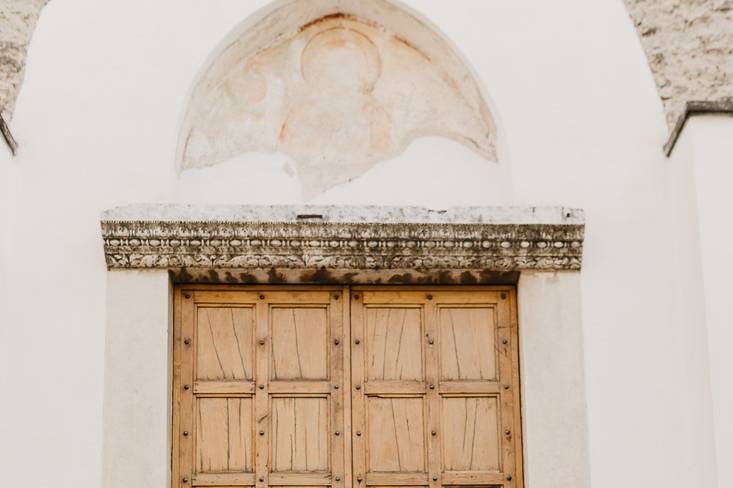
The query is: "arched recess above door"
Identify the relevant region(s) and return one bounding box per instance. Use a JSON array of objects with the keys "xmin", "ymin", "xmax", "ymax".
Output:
[{"xmin": 176, "ymin": 0, "xmax": 500, "ymax": 197}]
